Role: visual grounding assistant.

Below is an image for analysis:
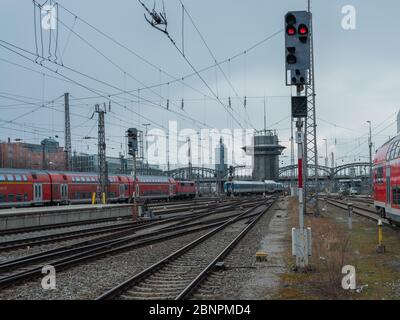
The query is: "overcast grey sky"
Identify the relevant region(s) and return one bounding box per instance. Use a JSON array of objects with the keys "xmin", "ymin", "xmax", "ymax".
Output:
[{"xmin": 0, "ymin": 0, "xmax": 399, "ymax": 168}]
